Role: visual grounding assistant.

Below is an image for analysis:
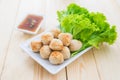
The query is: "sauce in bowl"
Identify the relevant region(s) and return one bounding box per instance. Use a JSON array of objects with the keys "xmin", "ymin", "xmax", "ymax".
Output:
[{"xmin": 18, "ymin": 14, "xmax": 43, "ymax": 32}]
